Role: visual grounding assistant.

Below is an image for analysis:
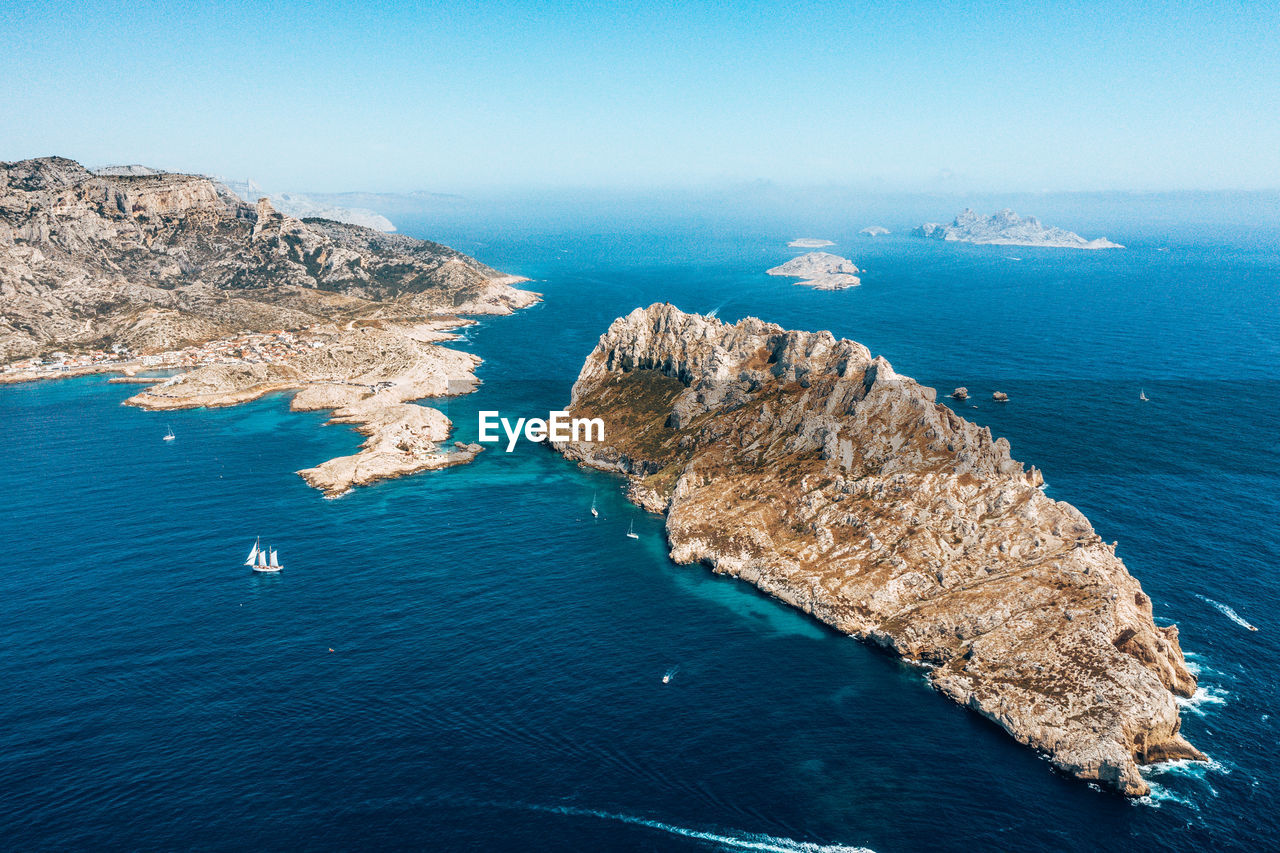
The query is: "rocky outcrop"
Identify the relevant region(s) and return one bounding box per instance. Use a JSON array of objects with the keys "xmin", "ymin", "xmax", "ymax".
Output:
[
  {"xmin": 554, "ymin": 303, "xmax": 1202, "ymax": 795},
  {"xmin": 914, "ymin": 209, "xmax": 1123, "ymax": 249},
  {"xmin": 0, "ymin": 156, "xmax": 537, "ymax": 361},
  {"xmin": 125, "ymin": 322, "xmax": 487, "ymax": 496},
  {"xmin": 767, "ymin": 252, "xmax": 861, "ymax": 290},
  {"xmin": 0, "ymin": 155, "xmax": 538, "ymax": 494}
]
